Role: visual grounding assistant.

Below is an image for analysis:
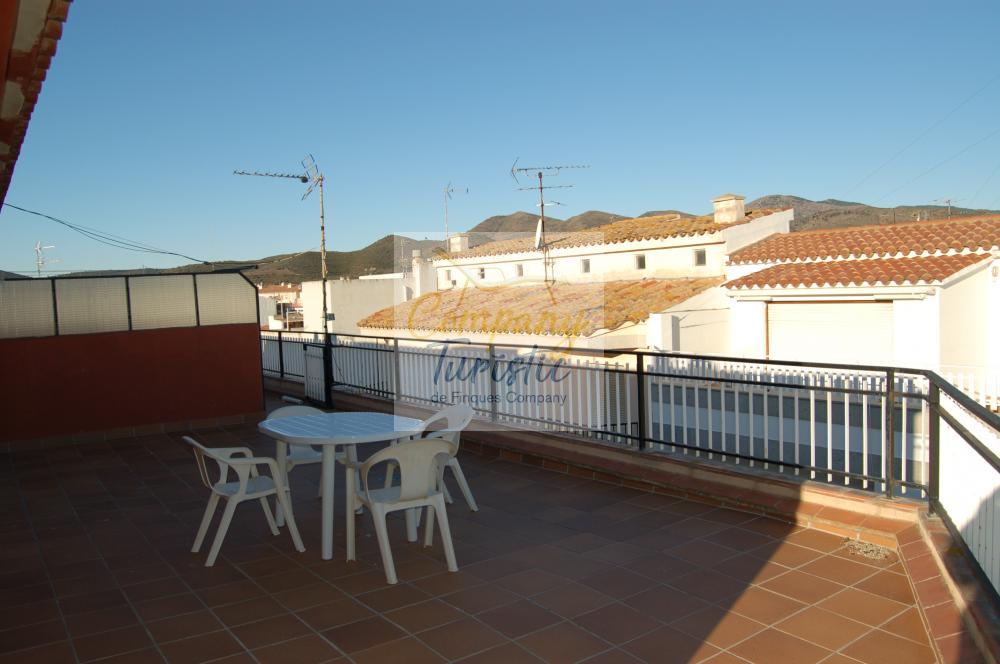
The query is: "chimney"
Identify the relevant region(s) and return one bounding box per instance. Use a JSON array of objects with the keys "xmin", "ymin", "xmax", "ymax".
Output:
[
  {"xmin": 712, "ymin": 194, "xmax": 745, "ymax": 224},
  {"xmin": 448, "ymin": 233, "xmax": 470, "ymax": 253}
]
